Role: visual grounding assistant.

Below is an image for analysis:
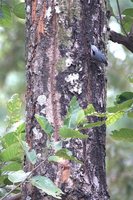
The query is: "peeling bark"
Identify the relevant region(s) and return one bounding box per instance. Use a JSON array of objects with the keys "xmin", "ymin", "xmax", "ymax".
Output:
[{"xmin": 24, "ymin": 0, "xmax": 109, "ymax": 199}]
